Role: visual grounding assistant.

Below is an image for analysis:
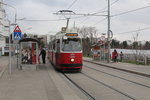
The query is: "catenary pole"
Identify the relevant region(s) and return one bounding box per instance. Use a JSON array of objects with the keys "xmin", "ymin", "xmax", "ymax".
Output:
[{"xmin": 107, "ymin": 0, "xmax": 110, "ymax": 63}]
